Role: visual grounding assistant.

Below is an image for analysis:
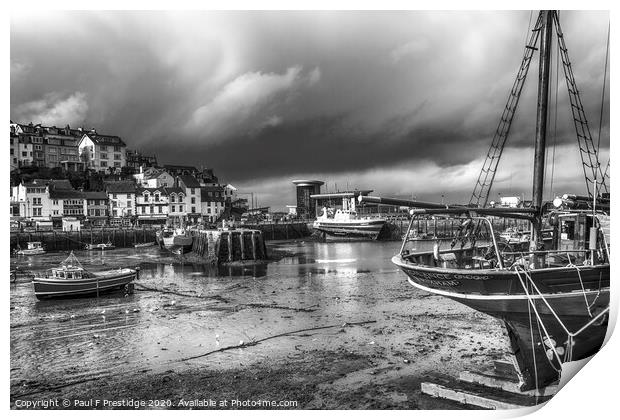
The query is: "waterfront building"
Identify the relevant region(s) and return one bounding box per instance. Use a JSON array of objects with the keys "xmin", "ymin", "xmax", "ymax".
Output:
[
  {"xmin": 135, "ymin": 186, "xmax": 169, "ymax": 225},
  {"xmin": 177, "ymin": 175, "xmax": 202, "ymax": 224},
  {"xmin": 11, "ymin": 179, "xmax": 74, "ymax": 223},
  {"xmin": 78, "ymin": 129, "xmax": 127, "ymax": 173},
  {"xmin": 103, "ymin": 181, "xmax": 136, "ymax": 225},
  {"xmin": 292, "ymin": 180, "xmax": 324, "ymax": 218},
  {"xmin": 200, "ymin": 185, "xmax": 226, "ymax": 223},
  {"xmin": 82, "ymin": 191, "xmax": 109, "ymax": 227},
  {"xmin": 166, "ymin": 187, "xmax": 187, "ymax": 226}
]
